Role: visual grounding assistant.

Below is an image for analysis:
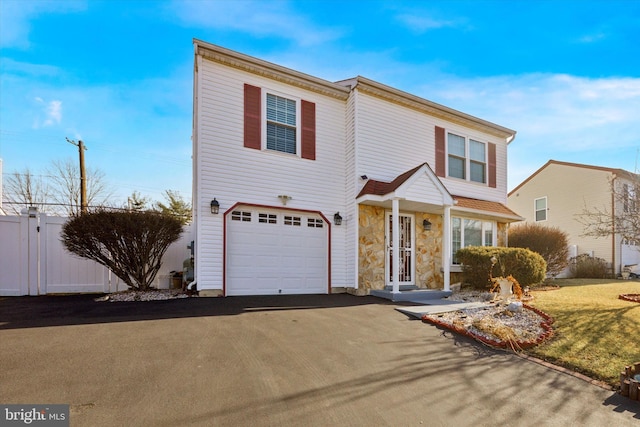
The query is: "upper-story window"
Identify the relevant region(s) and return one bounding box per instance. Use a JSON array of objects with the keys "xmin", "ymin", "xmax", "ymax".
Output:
[
  {"xmin": 447, "ymin": 132, "xmax": 486, "ymax": 184},
  {"xmin": 244, "ymin": 84, "xmax": 316, "ymax": 160},
  {"xmin": 266, "ymin": 93, "xmax": 297, "ymax": 154},
  {"xmin": 535, "ymin": 197, "xmax": 547, "ymax": 221}
]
